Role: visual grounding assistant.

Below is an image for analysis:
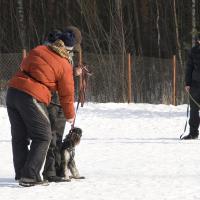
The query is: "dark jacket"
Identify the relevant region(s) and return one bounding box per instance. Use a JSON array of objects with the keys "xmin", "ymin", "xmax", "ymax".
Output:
[{"xmin": 185, "ymin": 44, "xmax": 200, "ymax": 86}]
